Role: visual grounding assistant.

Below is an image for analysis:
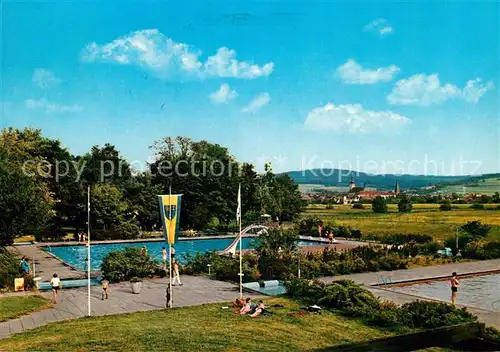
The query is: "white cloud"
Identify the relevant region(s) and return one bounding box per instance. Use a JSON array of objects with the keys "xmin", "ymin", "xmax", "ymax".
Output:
[
  {"xmin": 387, "ymin": 74, "xmax": 494, "ymax": 106},
  {"xmin": 364, "ymin": 18, "xmax": 393, "ymax": 36},
  {"xmin": 241, "ymin": 93, "xmax": 270, "ymax": 113},
  {"xmin": 25, "ymin": 98, "xmax": 83, "ymax": 113},
  {"xmin": 82, "ymin": 29, "xmax": 274, "ymax": 80},
  {"xmin": 209, "ymin": 83, "xmax": 238, "ymax": 104},
  {"xmin": 32, "ymin": 69, "xmax": 61, "ymax": 89},
  {"xmin": 337, "ymin": 59, "xmax": 399, "ymax": 84},
  {"xmin": 304, "ymin": 103, "xmax": 410, "ymax": 133}
]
